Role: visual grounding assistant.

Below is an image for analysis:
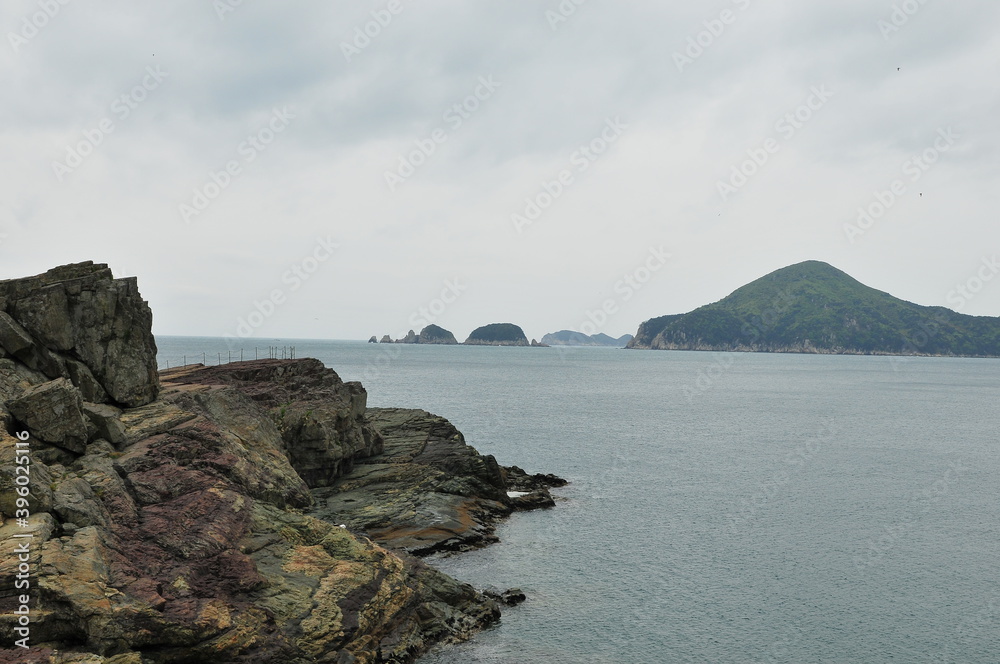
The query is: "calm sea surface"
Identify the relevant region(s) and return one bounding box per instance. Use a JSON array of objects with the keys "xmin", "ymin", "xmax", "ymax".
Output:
[{"xmin": 156, "ymin": 337, "xmax": 1000, "ymax": 663}]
